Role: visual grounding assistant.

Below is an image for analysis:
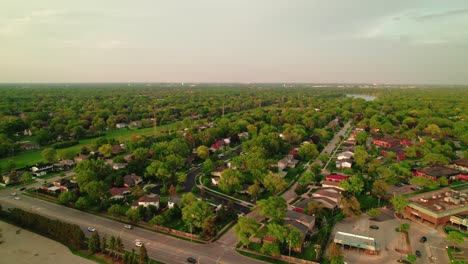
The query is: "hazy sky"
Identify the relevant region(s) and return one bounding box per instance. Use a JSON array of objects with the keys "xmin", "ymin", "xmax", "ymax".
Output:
[{"xmin": 1, "ymin": 1, "xmax": 468, "ymax": 84}]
